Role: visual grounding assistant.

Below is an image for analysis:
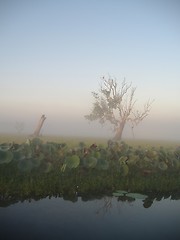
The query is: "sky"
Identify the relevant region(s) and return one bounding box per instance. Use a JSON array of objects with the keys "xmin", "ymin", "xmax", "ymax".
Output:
[{"xmin": 0, "ymin": 0, "xmax": 180, "ymax": 141}]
